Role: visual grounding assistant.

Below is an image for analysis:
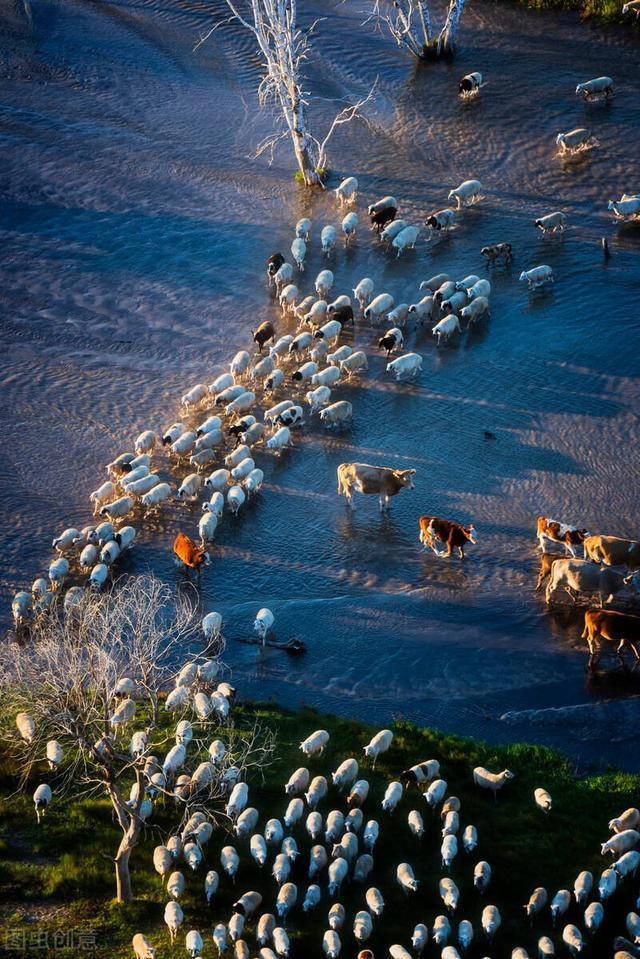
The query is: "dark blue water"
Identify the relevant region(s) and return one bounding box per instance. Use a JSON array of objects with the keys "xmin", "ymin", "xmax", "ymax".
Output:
[{"xmin": 1, "ymin": 0, "xmax": 640, "ymax": 767}]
